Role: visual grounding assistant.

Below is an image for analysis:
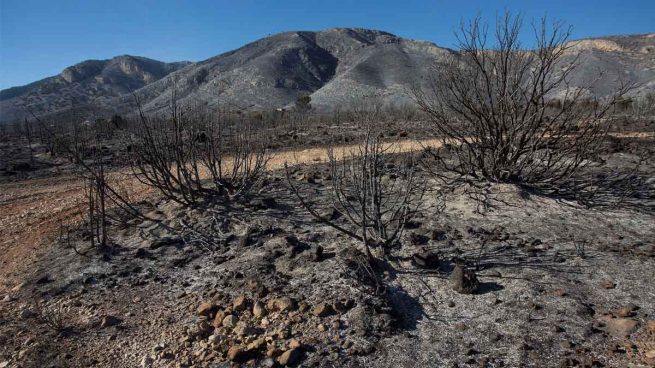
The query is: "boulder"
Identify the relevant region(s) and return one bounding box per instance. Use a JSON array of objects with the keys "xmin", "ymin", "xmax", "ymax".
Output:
[
  {"xmin": 450, "ymin": 264, "xmax": 479, "ymax": 294},
  {"xmin": 278, "ymin": 348, "xmax": 302, "ymax": 366},
  {"xmin": 222, "ymin": 314, "xmax": 239, "ymax": 329},
  {"xmin": 253, "ymin": 301, "xmax": 267, "ymax": 318},
  {"xmin": 311, "ymin": 303, "xmax": 334, "ymax": 317},
  {"xmin": 197, "ymin": 302, "xmax": 214, "ymax": 317},
  {"xmin": 233, "ymin": 295, "xmax": 248, "ymax": 312},
  {"xmin": 100, "ymin": 315, "xmax": 122, "ymax": 328},
  {"xmin": 267, "ymin": 297, "xmax": 296, "ymax": 312},
  {"xmin": 599, "ymin": 316, "xmax": 639, "ymax": 338}
]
